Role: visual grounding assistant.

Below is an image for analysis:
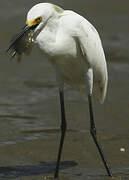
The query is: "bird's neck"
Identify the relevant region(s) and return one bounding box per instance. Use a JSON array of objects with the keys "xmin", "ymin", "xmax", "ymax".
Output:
[{"xmin": 35, "ymin": 15, "xmax": 60, "ymax": 56}]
